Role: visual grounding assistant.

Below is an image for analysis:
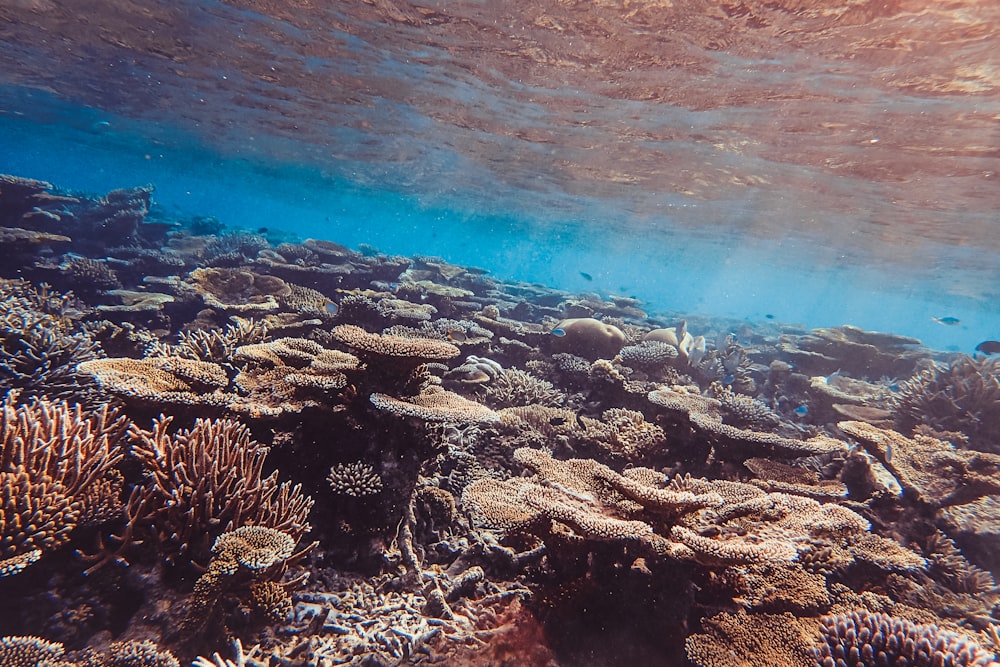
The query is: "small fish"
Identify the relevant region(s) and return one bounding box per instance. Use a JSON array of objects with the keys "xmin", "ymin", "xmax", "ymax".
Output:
[
  {"xmin": 765, "ymin": 314, "xmax": 775, "ymax": 320},
  {"xmin": 550, "ymin": 328, "xmax": 566, "ymax": 337},
  {"xmin": 257, "ymin": 227, "xmax": 269, "ymax": 234},
  {"xmin": 592, "ymin": 312, "xmax": 603, "ymax": 320},
  {"xmin": 932, "ymin": 316, "xmax": 961, "ymax": 326},
  {"xmin": 446, "ymin": 329, "xmax": 467, "ymax": 342},
  {"xmin": 975, "ymin": 340, "xmax": 1000, "ymax": 355},
  {"xmin": 90, "ymin": 119, "xmax": 111, "ymax": 132},
  {"xmin": 722, "ymin": 374, "xmax": 735, "ymax": 385},
  {"xmin": 885, "ymin": 443, "xmax": 893, "ymax": 463},
  {"xmin": 794, "ymin": 404, "xmax": 809, "ymax": 416},
  {"xmin": 575, "ymin": 411, "xmax": 587, "ymax": 430},
  {"xmin": 549, "ymin": 417, "xmax": 568, "ymax": 426},
  {"xmin": 579, "ymin": 271, "xmax": 593, "ymax": 281},
  {"xmin": 324, "ymin": 302, "xmax": 339, "ymax": 315}
]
